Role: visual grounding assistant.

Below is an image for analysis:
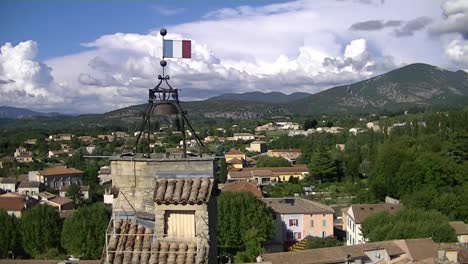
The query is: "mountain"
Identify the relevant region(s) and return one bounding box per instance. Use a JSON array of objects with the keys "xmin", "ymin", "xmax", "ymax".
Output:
[
  {"xmin": 0, "ymin": 106, "xmax": 63, "ymax": 119},
  {"xmin": 207, "ymin": 91, "xmax": 311, "ymax": 103},
  {"xmin": 289, "ymin": 63, "xmax": 468, "ymax": 114}
]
